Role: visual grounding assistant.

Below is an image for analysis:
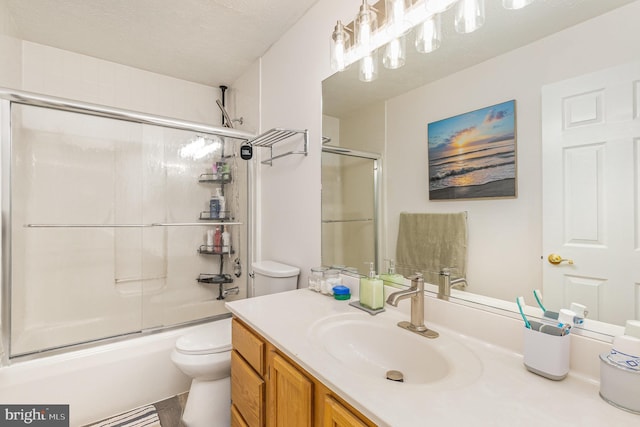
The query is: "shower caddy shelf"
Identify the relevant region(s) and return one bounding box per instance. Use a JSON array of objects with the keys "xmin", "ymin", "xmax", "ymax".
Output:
[
  {"xmin": 197, "ymin": 273, "xmax": 234, "ymax": 284},
  {"xmin": 247, "ymin": 128, "xmax": 308, "ymax": 166},
  {"xmin": 198, "ymin": 173, "xmax": 232, "ymax": 184},
  {"xmin": 198, "ymin": 211, "xmax": 234, "ymax": 221},
  {"xmin": 197, "ymin": 245, "xmax": 235, "ymax": 256},
  {"xmin": 197, "ymin": 163, "xmax": 237, "ymax": 294}
]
